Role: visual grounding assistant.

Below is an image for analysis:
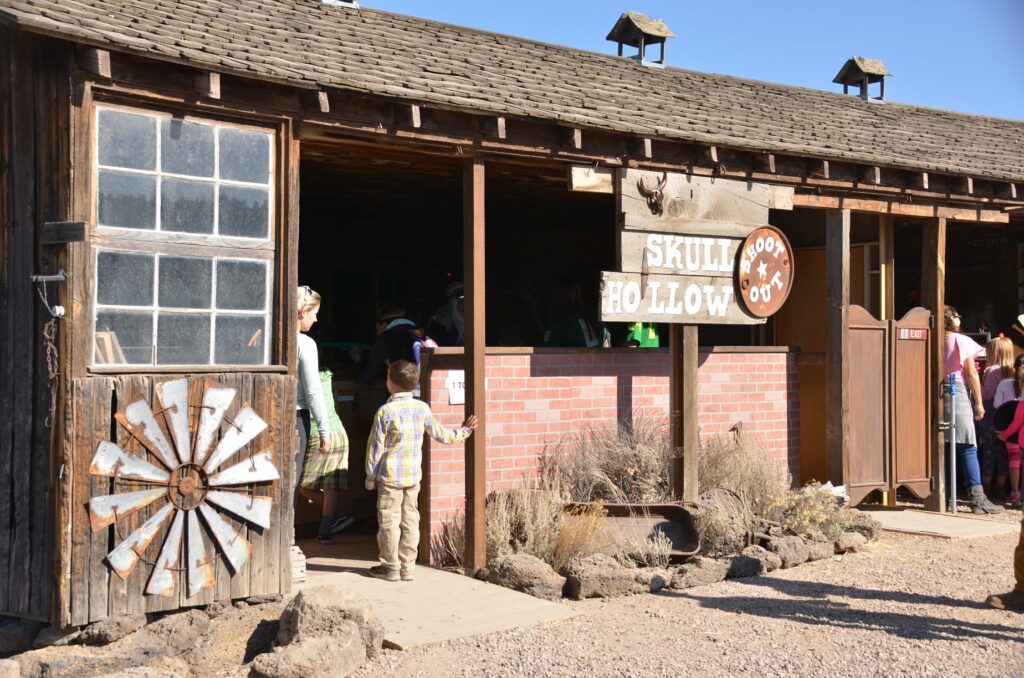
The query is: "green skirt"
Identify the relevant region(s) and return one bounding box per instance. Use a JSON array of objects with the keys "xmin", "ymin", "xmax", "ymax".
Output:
[{"xmin": 300, "ymin": 369, "xmax": 349, "ymax": 490}]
